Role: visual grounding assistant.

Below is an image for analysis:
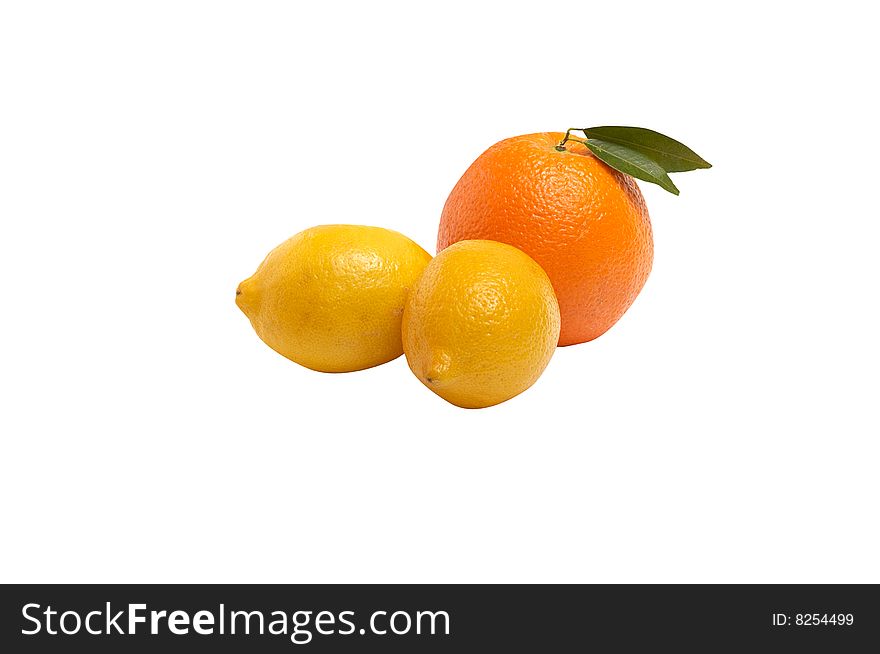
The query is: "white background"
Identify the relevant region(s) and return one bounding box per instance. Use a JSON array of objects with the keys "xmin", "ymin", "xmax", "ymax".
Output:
[{"xmin": 1, "ymin": 1, "xmax": 877, "ymax": 583}]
